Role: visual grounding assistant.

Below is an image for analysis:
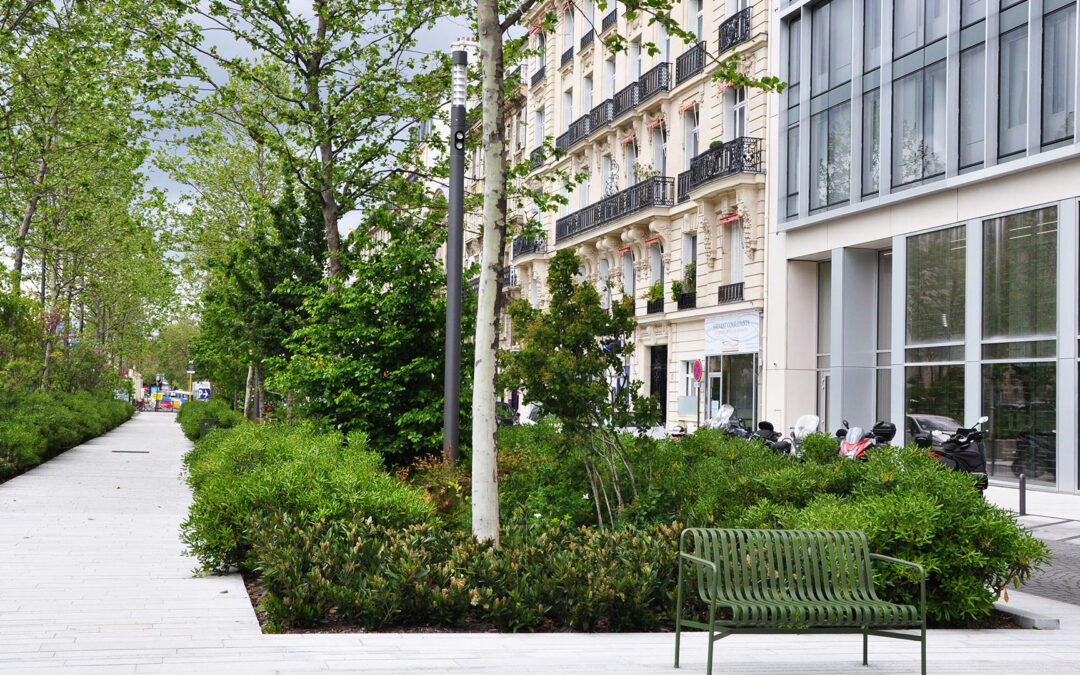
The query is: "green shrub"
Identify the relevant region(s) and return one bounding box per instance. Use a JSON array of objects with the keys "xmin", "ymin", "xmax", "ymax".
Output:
[
  {"xmin": 250, "ymin": 513, "xmax": 680, "ymax": 632},
  {"xmin": 181, "ymin": 422, "xmax": 434, "ymax": 573},
  {"xmin": 177, "ymin": 398, "xmax": 244, "ymax": 441},
  {"xmin": 0, "ymin": 390, "xmax": 132, "ymax": 482}
]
